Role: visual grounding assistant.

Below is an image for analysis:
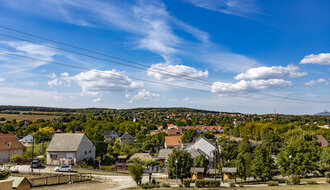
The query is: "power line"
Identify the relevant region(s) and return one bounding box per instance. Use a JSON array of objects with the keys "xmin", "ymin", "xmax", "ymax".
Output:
[
  {"xmin": 0, "ymin": 26, "xmax": 329, "ymax": 104},
  {"xmin": 0, "ymin": 51, "xmax": 269, "ymax": 102}
]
